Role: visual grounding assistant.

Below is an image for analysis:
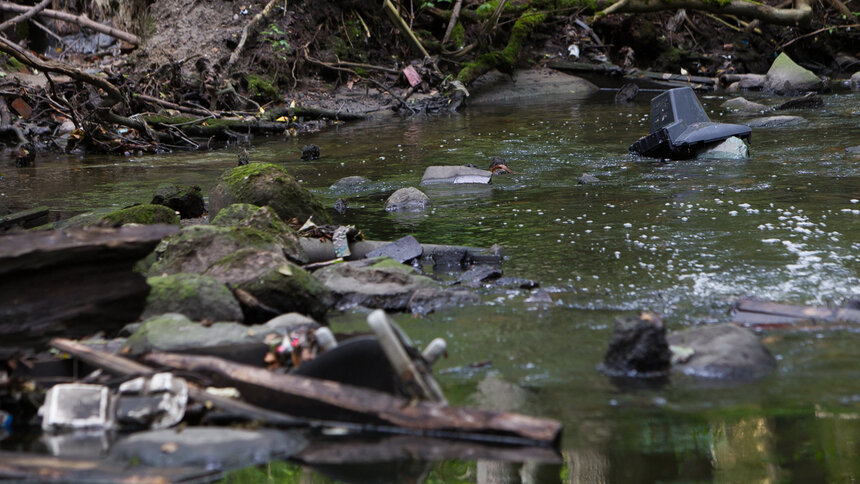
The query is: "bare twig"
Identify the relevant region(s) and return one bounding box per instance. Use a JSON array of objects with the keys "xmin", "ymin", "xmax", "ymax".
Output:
[
  {"xmin": 0, "ymin": 1, "xmax": 139, "ymax": 44},
  {"xmin": 0, "ymin": 0, "xmax": 51, "ymax": 32},
  {"xmin": 135, "ymin": 93, "xmax": 213, "ymax": 117},
  {"xmin": 780, "ymin": 22, "xmax": 860, "ymax": 48}
]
